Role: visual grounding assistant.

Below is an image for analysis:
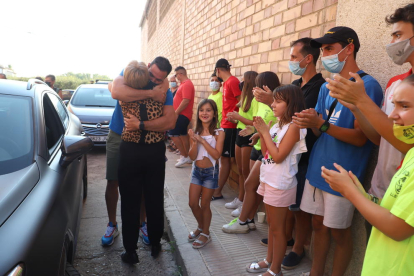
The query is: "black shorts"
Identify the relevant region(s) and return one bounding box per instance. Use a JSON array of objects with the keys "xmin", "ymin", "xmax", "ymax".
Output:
[
  {"xmin": 168, "ymin": 114, "xmax": 190, "ymax": 136},
  {"xmin": 222, "ymin": 128, "xmax": 237, "ymax": 158},
  {"xmin": 235, "ymin": 128, "xmax": 253, "ymax": 148},
  {"xmin": 289, "ymin": 163, "xmax": 308, "ymax": 211},
  {"xmin": 250, "ymin": 147, "xmax": 263, "ymax": 161}
]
